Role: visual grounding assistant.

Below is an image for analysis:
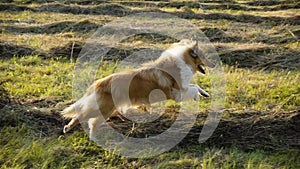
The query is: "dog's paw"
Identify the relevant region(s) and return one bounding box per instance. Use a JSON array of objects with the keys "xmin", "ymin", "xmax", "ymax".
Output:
[
  {"xmin": 193, "ymin": 84, "xmax": 210, "ymax": 97},
  {"xmin": 63, "ymin": 125, "xmax": 71, "ymax": 134}
]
